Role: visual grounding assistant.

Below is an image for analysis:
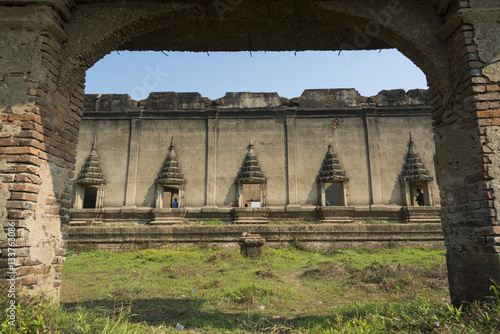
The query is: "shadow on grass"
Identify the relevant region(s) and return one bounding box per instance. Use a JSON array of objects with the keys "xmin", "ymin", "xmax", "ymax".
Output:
[{"xmin": 61, "ymin": 297, "xmax": 373, "ymax": 332}]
